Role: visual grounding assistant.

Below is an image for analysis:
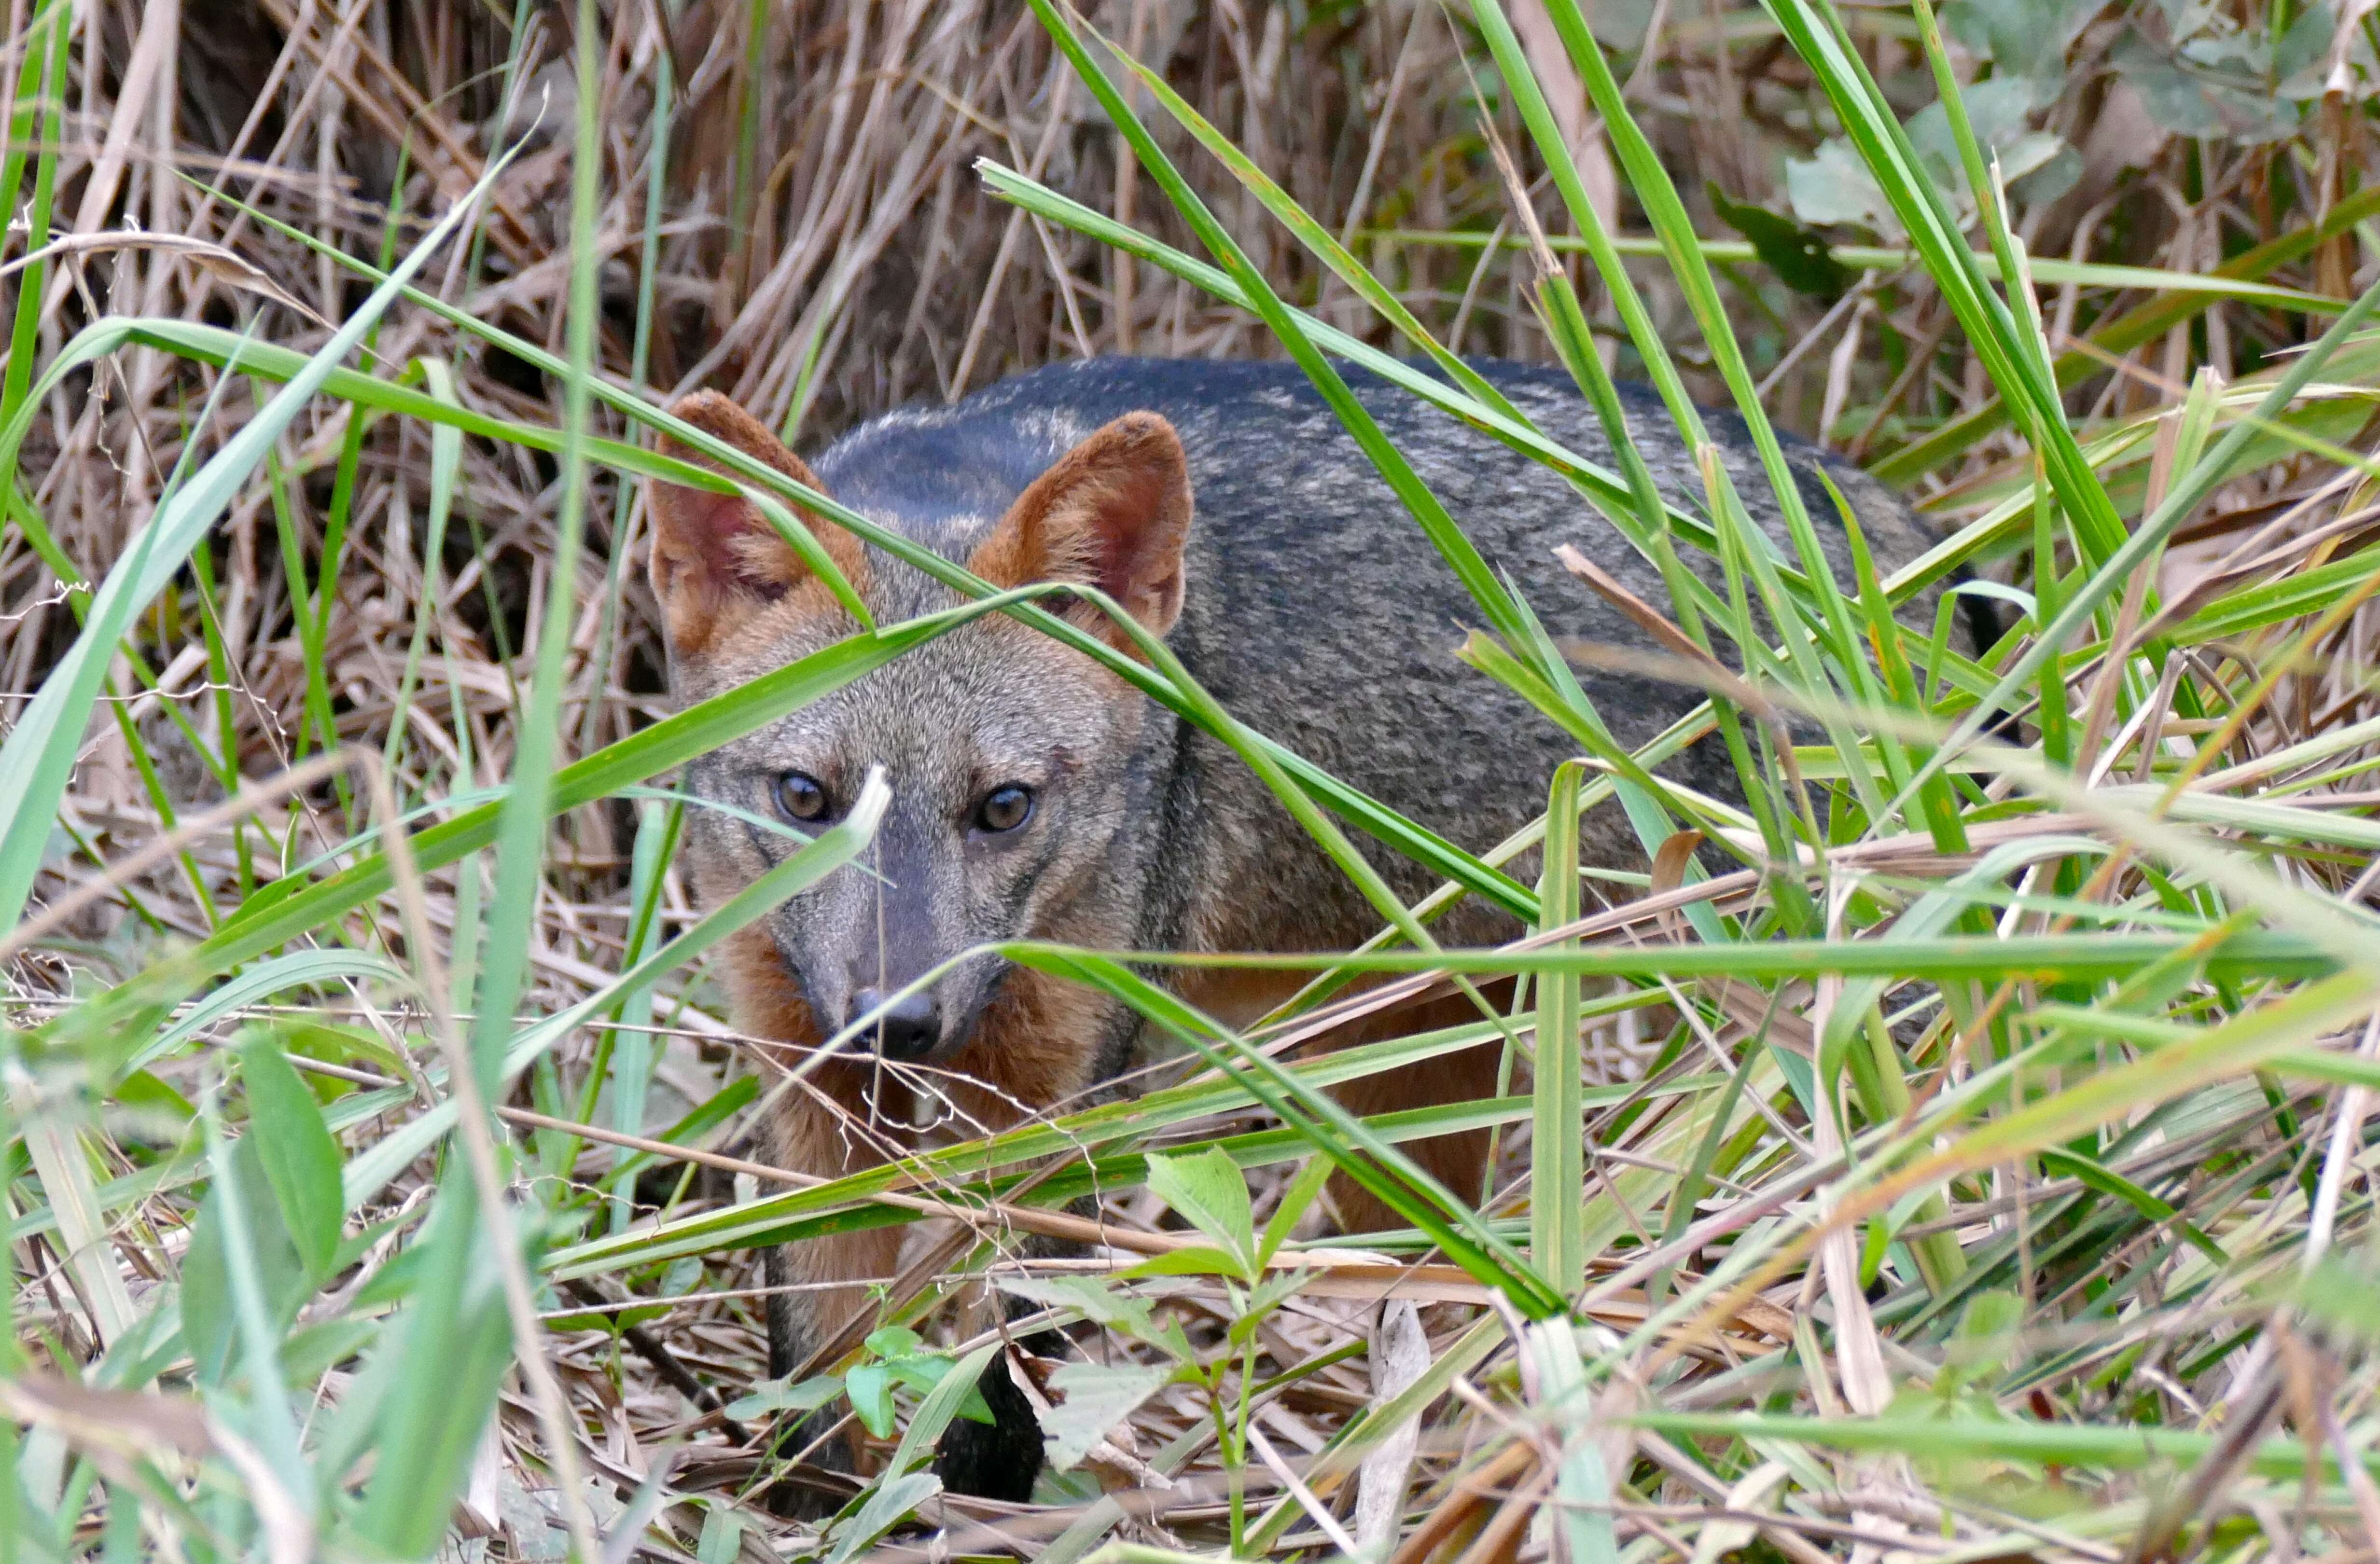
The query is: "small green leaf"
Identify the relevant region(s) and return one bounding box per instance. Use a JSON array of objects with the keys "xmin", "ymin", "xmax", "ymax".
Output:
[
  {"xmin": 1929, "ymin": 1289, "xmax": 2027, "ymax": 1398},
  {"xmin": 888, "ymin": 1356, "xmax": 952, "ymax": 1394},
  {"xmin": 724, "ymin": 1375, "xmax": 844, "ymax": 1421},
  {"xmin": 1706, "ymin": 181, "xmax": 1851, "ymax": 299},
  {"xmin": 901, "ymin": 1361, "xmax": 997, "ymax": 1423},
  {"xmin": 1145, "ymin": 1146, "xmax": 1257, "ymax": 1278},
  {"xmin": 278, "ymin": 1016, "xmax": 409, "ymax": 1083},
  {"xmin": 1257, "ymin": 1154, "xmax": 1332, "ymax": 1267},
  {"xmin": 820, "ymin": 1471, "xmax": 941, "ymax": 1564},
  {"xmin": 1784, "ymin": 137, "xmax": 1896, "ymax": 233},
  {"xmin": 1119, "ymin": 1244, "xmax": 1253, "ymax": 1280},
  {"xmin": 1859, "ymin": 1218, "xmax": 1892, "ymax": 1289},
  {"xmin": 696, "ymin": 1506, "xmax": 742, "ymax": 1564},
  {"xmin": 1943, "ymin": 0, "xmax": 2101, "ymax": 105},
  {"xmin": 112, "ymin": 1069, "xmax": 193, "ymax": 1123},
  {"xmin": 887, "ymin": 1340, "xmax": 1004, "ymax": 1476},
  {"xmin": 1226, "ymin": 1269, "xmax": 1311, "ymax": 1348},
  {"xmin": 863, "ymin": 1326, "xmax": 923, "ymax": 1361},
  {"xmin": 996, "ymin": 1274, "xmax": 1165, "ymax": 1342},
  {"xmin": 180, "ymin": 1138, "xmax": 308, "ymax": 1386},
  {"xmin": 1960, "ymin": 1290, "xmax": 2025, "ymax": 1341},
  {"xmin": 845, "ymin": 1363, "xmax": 896, "ymax": 1439}
]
